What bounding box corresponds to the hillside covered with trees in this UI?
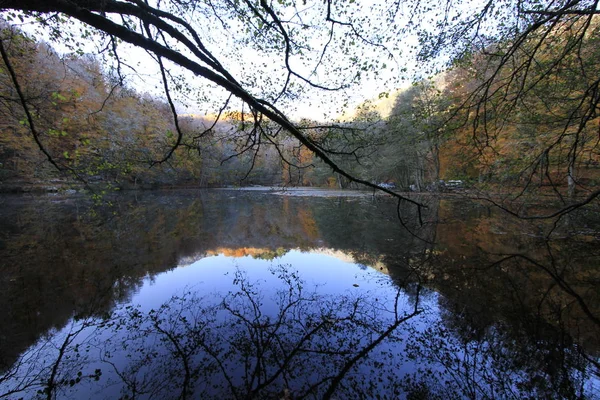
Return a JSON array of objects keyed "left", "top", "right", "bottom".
[{"left": 0, "top": 1, "right": 598, "bottom": 214}]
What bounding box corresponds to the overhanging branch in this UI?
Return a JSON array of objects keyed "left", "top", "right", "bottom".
[{"left": 2, "top": 0, "right": 427, "bottom": 213}]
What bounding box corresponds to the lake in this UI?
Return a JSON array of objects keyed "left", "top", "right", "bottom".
[{"left": 0, "top": 188, "right": 598, "bottom": 399}]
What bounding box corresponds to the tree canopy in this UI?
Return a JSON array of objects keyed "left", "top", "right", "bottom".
[{"left": 0, "top": 0, "right": 599, "bottom": 216}]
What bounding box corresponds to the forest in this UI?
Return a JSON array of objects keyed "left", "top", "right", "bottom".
[
  {"left": 0, "top": 1, "right": 597, "bottom": 209},
  {"left": 1, "top": 2, "right": 599, "bottom": 399}
]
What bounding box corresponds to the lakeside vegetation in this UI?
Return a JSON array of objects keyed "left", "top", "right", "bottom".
[{"left": 1, "top": 13, "right": 598, "bottom": 204}]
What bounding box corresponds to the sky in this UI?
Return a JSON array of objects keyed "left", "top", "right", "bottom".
[{"left": 8, "top": 0, "right": 456, "bottom": 122}]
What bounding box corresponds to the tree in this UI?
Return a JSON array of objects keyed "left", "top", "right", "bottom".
[
  {"left": 0, "top": 0, "right": 599, "bottom": 218},
  {"left": 0, "top": 24, "right": 187, "bottom": 190},
  {"left": 0, "top": 1, "right": 418, "bottom": 198},
  {"left": 0, "top": 26, "right": 42, "bottom": 182},
  {"left": 385, "top": 79, "right": 450, "bottom": 191},
  {"left": 432, "top": 3, "right": 600, "bottom": 209}
]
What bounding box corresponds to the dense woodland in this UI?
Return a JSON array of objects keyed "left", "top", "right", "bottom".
[{"left": 0, "top": 4, "right": 599, "bottom": 206}]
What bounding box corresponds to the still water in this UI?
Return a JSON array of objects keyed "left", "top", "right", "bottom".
[{"left": 0, "top": 189, "right": 598, "bottom": 399}]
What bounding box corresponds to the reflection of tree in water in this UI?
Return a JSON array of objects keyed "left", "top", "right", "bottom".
[
  {"left": 0, "top": 194, "right": 212, "bottom": 373},
  {"left": 3, "top": 261, "right": 597, "bottom": 399},
  {"left": 1, "top": 266, "right": 423, "bottom": 399},
  {"left": 1, "top": 192, "right": 598, "bottom": 398},
  {"left": 403, "top": 295, "right": 595, "bottom": 399},
  {"left": 399, "top": 199, "right": 600, "bottom": 399},
  {"left": 431, "top": 199, "right": 600, "bottom": 350},
  {"left": 0, "top": 190, "right": 431, "bottom": 375}
]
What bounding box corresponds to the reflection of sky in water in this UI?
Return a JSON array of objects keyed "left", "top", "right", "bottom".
[
  {"left": 123, "top": 250, "right": 597, "bottom": 399},
  {"left": 133, "top": 250, "right": 395, "bottom": 312},
  {"left": 2, "top": 246, "right": 598, "bottom": 400},
  {"left": 1, "top": 191, "right": 598, "bottom": 399},
  {"left": 122, "top": 251, "right": 437, "bottom": 398},
  {"left": 1, "top": 249, "right": 439, "bottom": 399}
]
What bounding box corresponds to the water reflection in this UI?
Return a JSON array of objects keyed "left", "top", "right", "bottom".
[{"left": 0, "top": 190, "right": 598, "bottom": 398}]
